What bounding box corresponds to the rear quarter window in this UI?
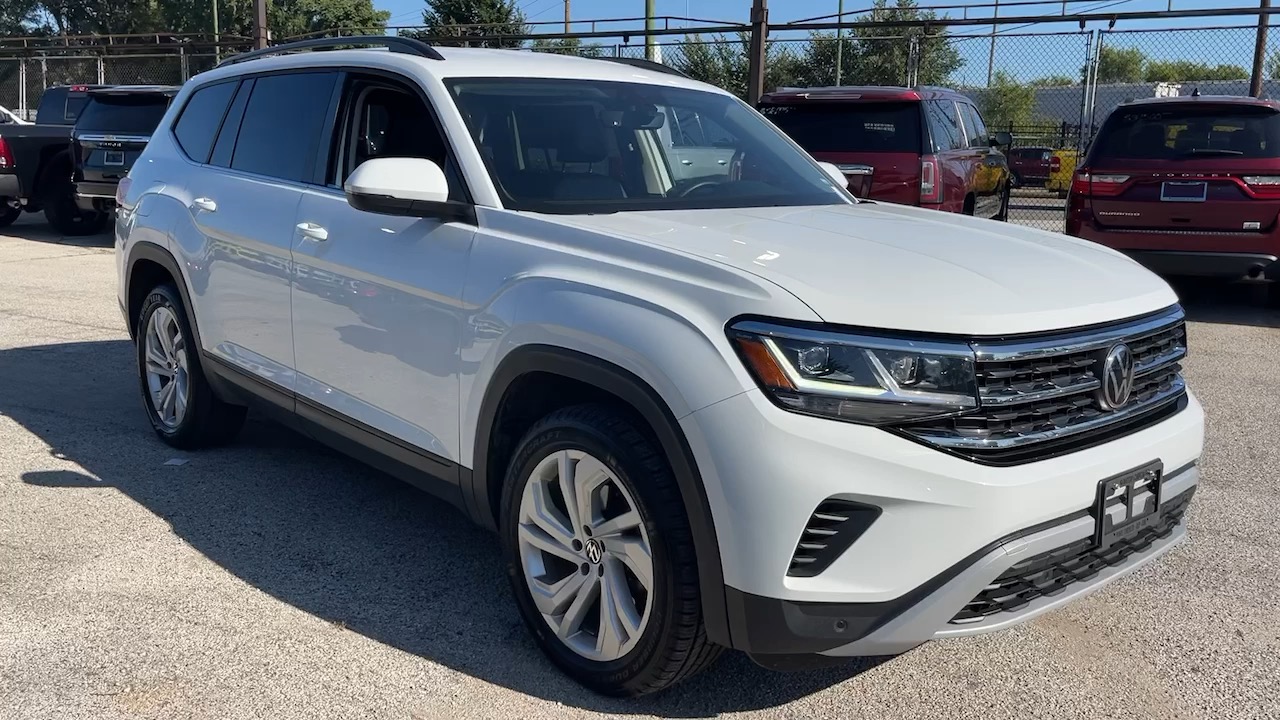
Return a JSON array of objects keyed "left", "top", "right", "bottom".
[
  {"left": 760, "top": 102, "right": 922, "bottom": 153},
  {"left": 1093, "top": 105, "right": 1280, "bottom": 160},
  {"left": 173, "top": 82, "right": 238, "bottom": 163}
]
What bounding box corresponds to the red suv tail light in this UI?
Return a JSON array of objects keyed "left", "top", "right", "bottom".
[
  {"left": 920, "top": 155, "right": 942, "bottom": 204},
  {"left": 1071, "top": 169, "right": 1129, "bottom": 198},
  {"left": 1049, "top": 155, "right": 1062, "bottom": 173},
  {"left": 0, "top": 138, "right": 13, "bottom": 169},
  {"left": 1242, "top": 176, "right": 1280, "bottom": 198}
]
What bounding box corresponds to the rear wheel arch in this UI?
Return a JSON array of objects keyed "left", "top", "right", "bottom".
[
  {"left": 126, "top": 242, "right": 201, "bottom": 350},
  {"left": 468, "top": 344, "right": 731, "bottom": 647}
]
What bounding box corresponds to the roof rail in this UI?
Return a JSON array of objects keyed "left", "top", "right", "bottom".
[
  {"left": 215, "top": 35, "right": 444, "bottom": 69},
  {"left": 599, "top": 56, "right": 688, "bottom": 78}
]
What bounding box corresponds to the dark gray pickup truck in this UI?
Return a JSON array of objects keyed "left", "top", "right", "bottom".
[{"left": 0, "top": 85, "right": 113, "bottom": 234}]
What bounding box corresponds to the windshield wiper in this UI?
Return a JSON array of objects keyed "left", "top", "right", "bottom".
[{"left": 1178, "top": 148, "right": 1244, "bottom": 157}]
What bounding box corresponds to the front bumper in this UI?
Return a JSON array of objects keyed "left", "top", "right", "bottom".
[{"left": 679, "top": 387, "right": 1203, "bottom": 658}]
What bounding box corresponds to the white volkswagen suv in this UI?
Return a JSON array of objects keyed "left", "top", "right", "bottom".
[{"left": 115, "top": 38, "right": 1203, "bottom": 696}]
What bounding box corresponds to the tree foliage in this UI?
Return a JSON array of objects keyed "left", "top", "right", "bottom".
[
  {"left": 1089, "top": 46, "right": 1146, "bottom": 84},
  {"left": 1143, "top": 60, "right": 1247, "bottom": 83},
  {"left": 2, "top": 0, "right": 387, "bottom": 39},
  {"left": 531, "top": 36, "right": 604, "bottom": 58},
  {"left": 977, "top": 70, "right": 1037, "bottom": 127},
  {"left": 668, "top": 33, "right": 803, "bottom": 99},
  {"left": 796, "top": 0, "right": 962, "bottom": 87},
  {"left": 404, "top": 0, "right": 527, "bottom": 48}
]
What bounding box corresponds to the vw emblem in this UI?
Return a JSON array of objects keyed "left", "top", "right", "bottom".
[
  {"left": 1099, "top": 343, "right": 1135, "bottom": 410},
  {"left": 584, "top": 539, "right": 604, "bottom": 564}
]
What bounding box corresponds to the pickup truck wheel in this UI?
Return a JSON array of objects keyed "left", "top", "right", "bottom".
[
  {"left": 0, "top": 202, "right": 21, "bottom": 228},
  {"left": 44, "top": 180, "right": 108, "bottom": 236},
  {"left": 500, "top": 405, "right": 722, "bottom": 696},
  {"left": 137, "top": 283, "right": 246, "bottom": 449}
]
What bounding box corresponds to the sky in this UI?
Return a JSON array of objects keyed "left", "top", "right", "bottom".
[{"left": 373, "top": 1, "right": 1273, "bottom": 86}]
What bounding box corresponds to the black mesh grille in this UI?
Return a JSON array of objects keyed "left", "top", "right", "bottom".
[
  {"left": 949, "top": 489, "right": 1194, "bottom": 624},
  {"left": 787, "top": 500, "right": 880, "bottom": 578}
]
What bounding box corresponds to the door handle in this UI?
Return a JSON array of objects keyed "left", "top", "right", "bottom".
[
  {"left": 191, "top": 197, "right": 216, "bottom": 213},
  {"left": 680, "top": 159, "right": 693, "bottom": 165},
  {"left": 717, "top": 159, "right": 727, "bottom": 165},
  {"left": 296, "top": 222, "right": 329, "bottom": 242}
]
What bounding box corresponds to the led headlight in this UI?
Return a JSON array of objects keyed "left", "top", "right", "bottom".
[{"left": 729, "top": 319, "right": 978, "bottom": 424}]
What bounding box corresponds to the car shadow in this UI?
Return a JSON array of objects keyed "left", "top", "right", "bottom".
[
  {"left": 6, "top": 338, "right": 882, "bottom": 714},
  {"left": 2, "top": 213, "right": 113, "bottom": 247},
  {"left": 1171, "top": 279, "right": 1279, "bottom": 329}
]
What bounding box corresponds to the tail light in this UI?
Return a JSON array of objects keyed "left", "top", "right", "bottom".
[
  {"left": 920, "top": 155, "right": 942, "bottom": 204},
  {"left": 1071, "top": 169, "right": 1129, "bottom": 197},
  {"left": 115, "top": 176, "right": 132, "bottom": 206},
  {"left": 0, "top": 138, "right": 13, "bottom": 169},
  {"left": 1049, "top": 155, "right": 1062, "bottom": 173},
  {"left": 1242, "top": 176, "right": 1280, "bottom": 198}
]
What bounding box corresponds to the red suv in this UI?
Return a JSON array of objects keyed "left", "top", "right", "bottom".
[
  {"left": 1066, "top": 95, "right": 1280, "bottom": 300},
  {"left": 758, "top": 86, "right": 1012, "bottom": 220},
  {"left": 1008, "top": 146, "right": 1054, "bottom": 187}
]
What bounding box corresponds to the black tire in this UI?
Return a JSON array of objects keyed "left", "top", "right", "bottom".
[
  {"left": 993, "top": 184, "right": 1012, "bottom": 222},
  {"left": 963, "top": 195, "right": 976, "bottom": 216},
  {"left": 0, "top": 201, "right": 20, "bottom": 228},
  {"left": 43, "top": 176, "right": 108, "bottom": 236},
  {"left": 500, "top": 404, "right": 722, "bottom": 696},
  {"left": 136, "top": 283, "right": 246, "bottom": 449}
]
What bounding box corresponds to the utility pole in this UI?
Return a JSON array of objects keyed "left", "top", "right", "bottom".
[
  {"left": 212, "top": 0, "right": 220, "bottom": 62},
  {"left": 747, "top": 0, "right": 768, "bottom": 104},
  {"left": 986, "top": 0, "right": 999, "bottom": 86},
  {"left": 252, "top": 0, "right": 268, "bottom": 49},
  {"left": 1250, "top": 0, "right": 1271, "bottom": 97},
  {"left": 835, "top": 0, "right": 844, "bottom": 86},
  {"left": 564, "top": 0, "right": 570, "bottom": 35},
  {"left": 645, "top": 0, "right": 656, "bottom": 61}
]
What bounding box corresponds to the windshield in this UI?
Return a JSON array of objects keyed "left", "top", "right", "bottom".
[
  {"left": 1093, "top": 104, "right": 1280, "bottom": 160},
  {"left": 758, "top": 101, "right": 922, "bottom": 154},
  {"left": 446, "top": 78, "right": 849, "bottom": 214},
  {"left": 76, "top": 94, "right": 171, "bottom": 135}
]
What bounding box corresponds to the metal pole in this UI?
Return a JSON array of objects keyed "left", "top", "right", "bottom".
[
  {"left": 987, "top": 0, "right": 999, "bottom": 86},
  {"left": 645, "top": 0, "right": 656, "bottom": 61},
  {"left": 213, "top": 0, "right": 221, "bottom": 62},
  {"left": 564, "top": 0, "right": 570, "bottom": 35},
  {"left": 835, "top": 0, "right": 844, "bottom": 86},
  {"left": 1250, "top": 0, "right": 1271, "bottom": 97},
  {"left": 747, "top": 0, "right": 769, "bottom": 103},
  {"left": 252, "top": 0, "right": 268, "bottom": 49}
]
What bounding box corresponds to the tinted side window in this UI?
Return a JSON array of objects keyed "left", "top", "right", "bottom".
[
  {"left": 961, "top": 104, "right": 989, "bottom": 148},
  {"left": 924, "top": 100, "right": 963, "bottom": 152},
  {"left": 670, "top": 108, "right": 734, "bottom": 148},
  {"left": 173, "top": 81, "right": 237, "bottom": 163},
  {"left": 210, "top": 81, "right": 253, "bottom": 168},
  {"left": 231, "top": 72, "right": 337, "bottom": 183}
]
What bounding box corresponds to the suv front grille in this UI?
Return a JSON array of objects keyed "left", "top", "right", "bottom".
[
  {"left": 901, "top": 307, "right": 1187, "bottom": 464},
  {"left": 949, "top": 488, "right": 1194, "bottom": 624}
]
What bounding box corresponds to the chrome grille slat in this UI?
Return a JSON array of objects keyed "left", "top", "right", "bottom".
[{"left": 901, "top": 306, "right": 1188, "bottom": 458}]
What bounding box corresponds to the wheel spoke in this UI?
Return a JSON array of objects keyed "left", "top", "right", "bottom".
[
  {"left": 146, "top": 358, "right": 174, "bottom": 377},
  {"left": 596, "top": 568, "right": 628, "bottom": 658},
  {"left": 604, "top": 558, "right": 643, "bottom": 638},
  {"left": 530, "top": 570, "right": 588, "bottom": 617},
  {"left": 517, "top": 521, "right": 580, "bottom": 564},
  {"left": 526, "top": 478, "right": 576, "bottom": 550},
  {"left": 557, "top": 574, "right": 599, "bottom": 640},
  {"left": 155, "top": 313, "right": 175, "bottom": 358},
  {"left": 173, "top": 381, "right": 188, "bottom": 422},
  {"left": 592, "top": 508, "right": 641, "bottom": 539},
  {"left": 158, "top": 381, "right": 177, "bottom": 419},
  {"left": 556, "top": 451, "right": 584, "bottom": 534},
  {"left": 573, "top": 455, "right": 610, "bottom": 529},
  {"left": 602, "top": 536, "right": 653, "bottom": 592},
  {"left": 145, "top": 344, "right": 169, "bottom": 370}
]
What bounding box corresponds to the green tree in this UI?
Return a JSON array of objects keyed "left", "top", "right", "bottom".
[
  {"left": 405, "top": 0, "right": 527, "bottom": 48},
  {"left": 1031, "top": 74, "right": 1075, "bottom": 87},
  {"left": 669, "top": 33, "right": 801, "bottom": 99},
  {"left": 798, "top": 0, "right": 962, "bottom": 87},
  {"left": 978, "top": 70, "right": 1037, "bottom": 127},
  {"left": 531, "top": 36, "right": 604, "bottom": 58},
  {"left": 1087, "top": 45, "right": 1146, "bottom": 84},
  {"left": 0, "top": 0, "right": 45, "bottom": 35},
  {"left": 1143, "top": 60, "right": 1248, "bottom": 83},
  {"left": 1269, "top": 48, "right": 1280, "bottom": 80}
]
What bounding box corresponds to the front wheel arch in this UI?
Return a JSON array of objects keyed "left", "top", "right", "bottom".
[{"left": 469, "top": 345, "right": 731, "bottom": 648}]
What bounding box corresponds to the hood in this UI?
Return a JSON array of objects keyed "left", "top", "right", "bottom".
[{"left": 552, "top": 203, "right": 1178, "bottom": 336}]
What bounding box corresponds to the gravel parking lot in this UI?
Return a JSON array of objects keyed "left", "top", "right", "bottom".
[{"left": 2, "top": 216, "right": 1278, "bottom": 720}]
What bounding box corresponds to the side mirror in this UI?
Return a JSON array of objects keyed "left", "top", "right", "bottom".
[
  {"left": 816, "top": 161, "right": 849, "bottom": 189},
  {"left": 344, "top": 157, "right": 472, "bottom": 221},
  {"left": 991, "top": 131, "right": 1013, "bottom": 147}
]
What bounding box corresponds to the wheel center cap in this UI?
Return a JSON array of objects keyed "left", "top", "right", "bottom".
[{"left": 584, "top": 538, "right": 604, "bottom": 564}]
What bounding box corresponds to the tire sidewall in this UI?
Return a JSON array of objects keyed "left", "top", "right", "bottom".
[{"left": 499, "top": 415, "right": 679, "bottom": 693}]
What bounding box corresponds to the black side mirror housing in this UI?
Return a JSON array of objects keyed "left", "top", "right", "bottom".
[{"left": 991, "top": 131, "right": 1013, "bottom": 147}]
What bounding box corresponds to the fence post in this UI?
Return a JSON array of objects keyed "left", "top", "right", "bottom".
[
  {"left": 97, "top": 56, "right": 105, "bottom": 85},
  {"left": 180, "top": 44, "right": 189, "bottom": 81},
  {"left": 907, "top": 34, "right": 921, "bottom": 87},
  {"left": 18, "top": 59, "right": 26, "bottom": 119},
  {"left": 746, "top": 0, "right": 768, "bottom": 103}
]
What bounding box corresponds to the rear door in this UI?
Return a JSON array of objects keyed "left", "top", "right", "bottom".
[
  {"left": 759, "top": 100, "right": 922, "bottom": 204},
  {"left": 958, "top": 102, "right": 1007, "bottom": 218},
  {"left": 662, "top": 107, "right": 737, "bottom": 182},
  {"left": 1085, "top": 103, "right": 1280, "bottom": 244},
  {"left": 72, "top": 91, "right": 172, "bottom": 194}
]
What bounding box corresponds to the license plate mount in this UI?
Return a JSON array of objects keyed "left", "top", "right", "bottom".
[
  {"left": 1095, "top": 461, "right": 1163, "bottom": 551},
  {"left": 103, "top": 150, "right": 125, "bottom": 166},
  {"left": 1160, "top": 181, "right": 1207, "bottom": 202}
]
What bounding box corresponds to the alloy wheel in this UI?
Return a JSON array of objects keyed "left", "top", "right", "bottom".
[
  {"left": 516, "top": 449, "right": 654, "bottom": 663},
  {"left": 143, "top": 305, "right": 190, "bottom": 429}
]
